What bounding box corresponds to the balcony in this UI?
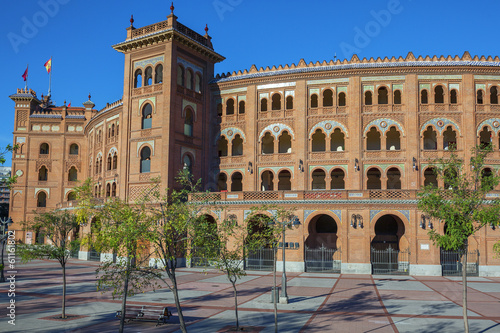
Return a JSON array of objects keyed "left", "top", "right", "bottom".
[
  {"left": 364, "top": 150, "right": 405, "bottom": 159},
  {"left": 258, "top": 153, "right": 295, "bottom": 163},
  {"left": 363, "top": 104, "right": 405, "bottom": 113},
  {"left": 419, "top": 103, "right": 461, "bottom": 112}
]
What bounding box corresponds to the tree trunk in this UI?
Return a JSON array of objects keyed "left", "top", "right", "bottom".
[
  {"left": 169, "top": 268, "right": 187, "bottom": 333},
  {"left": 273, "top": 247, "right": 278, "bottom": 333},
  {"left": 232, "top": 281, "right": 239, "bottom": 330},
  {"left": 62, "top": 263, "right": 66, "bottom": 319},
  {"left": 119, "top": 263, "right": 130, "bottom": 333},
  {"left": 462, "top": 247, "right": 469, "bottom": 333}
]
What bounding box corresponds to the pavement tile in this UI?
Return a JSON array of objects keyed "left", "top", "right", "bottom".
[
  {"left": 305, "top": 313, "right": 394, "bottom": 333},
  {"left": 374, "top": 280, "right": 433, "bottom": 291},
  {"left": 393, "top": 317, "right": 500, "bottom": 333},
  {"left": 287, "top": 277, "right": 336, "bottom": 288},
  {"left": 383, "top": 299, "right": 480, "bottom": 316}
]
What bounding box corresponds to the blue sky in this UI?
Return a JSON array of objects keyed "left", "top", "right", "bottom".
[{"left": 1, "top": 0, "right": 499, "bottom": 166}]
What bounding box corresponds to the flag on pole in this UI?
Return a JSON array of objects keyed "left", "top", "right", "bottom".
[
  {"left": 22, "top": 66, "right": 28, "bottom": 81},
  {"left": 44, "top": 58, "right": 52, "bottom": 73},
  {"left": 67, "top": 102, "right": 71, "bottom": 108}
]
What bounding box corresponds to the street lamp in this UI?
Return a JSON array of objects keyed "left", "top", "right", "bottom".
[
  {"left": 0, "top": 217, "right": 13, "bottom": 283},
  {"left": 269, "top": 215, "right": 301, "bottom": 304}
]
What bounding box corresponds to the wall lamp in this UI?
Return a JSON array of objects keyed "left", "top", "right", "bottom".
[
  {"left": 491, "top": 222, "right": 496, "bottom": 230},
  {"left": 350, "top": 214, "right": 363, "bottom": 228},
  {"left": 354, "top": 158, "right": 360, "bottom": 172},
  {"left": 413, "top": 157, "right": 418, "bottom": 171},
  {"left": 247, "top": 162, "right": 253, "bottom": 174},
  {"left": 420, "top": 214, "right": 432, "bottom": 229},
  {"left": 298, "top": 159, "right": 304, "bottom": 172}
]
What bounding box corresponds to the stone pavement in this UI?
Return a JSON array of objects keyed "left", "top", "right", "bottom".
[{"left": 1, "top": 257, "right": 500, "bottom": 332}]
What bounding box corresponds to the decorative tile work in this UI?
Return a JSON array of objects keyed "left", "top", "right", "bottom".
[
  {"left": 337, "top": 86, "right": 347, "bottom": 93},
  {"left": 177, "top": 57, "right": 203, "bottom": 74},
  {"left": 362, "top": 75, "right": 405, "bottom": 81},
  {"left": 364, "top": 118, "right": 405, "bottom": 136},
  {"left": 420, "top": 118, "right": 461, "bottom": 135},
  {"left": 257, "top": 82, "right": 296, "bottom": 90},
  {"left": 477, "top": 118, "right": 500, "bottom": 134},
  {"left": 307, "top": 78, "right": 348, "bottom": 85},
  {"left": 304, "top": 210, "right": 315, "bottom": 221},
  {"left": 260, "top": 123, "right": 295, "bottom": 140},
  {"left": 137, "top": 140, "right": 155, "bottom": 157},
  {"left": 331, "top": 210, "right": 342, "bottom": 223},
  {"left": 134, "top": 55, "right": 164, "bottom": 70},
  {"left": 211, "top": 210, "right": 222, "bottom": 220},
  {"left": 363, "top": 164, "right": 405, "bottom": 172},
  {"left": 363, "top": 85, "right": 374, "bottom": 92},
  {"left": 370, "top": 210, "right": 382, "bottom": 221},
  {"left": 220, "top": 168, "right": 246, "bottom": 176},
  {"left": 309, "top": 88, "right": 320, "bottom": 96},
  {"left": 309, "top": 165, "right": 348, "bottom": 174},
  {"left": 182, "top": 99, "right": 197, "bottom": 113},
  {"left": 257, "top": 166, "right": 294, "bottom": 176},
  {"left": 449, "top": 83, "right": 460, "bottom": 91},
  {"left": 476, "top": 83, "right": 486, "bottom": 91},
  {"left": 418, "top": 75, "right": 462, "bottom": 80},
  {"left": 216, "top": 127, "right": 246, "bottom": 144},
  {"left": 309, "top": 120, "right": 348, "bottom": 137},
  {"left": 397, "top": 210, "right": 410, "bottom": 222},
  {"left": 219, "top": 87, "right": 247, "bottom": 95},
  {"left": 475, "top": 75, "right": 500, "bottom": 80}
]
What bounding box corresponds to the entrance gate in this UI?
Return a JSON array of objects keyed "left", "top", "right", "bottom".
[
  {"left": 190, "top": 247, "right": 216, "bottom": 268},
  {"left": 305, "top": 246, "right": 341, "bottom": 273},
  {"left": 440, "top": 249, "right": 479, "bottom": 276},
  {"left": 245, "top": 247, "right": 274, "bottom": 271},
  {"left": 371, "top": 247, "right": 410, "bottom": 275},
  {"left": 89, "top": 247, "right": 101, "bottom": 261}
]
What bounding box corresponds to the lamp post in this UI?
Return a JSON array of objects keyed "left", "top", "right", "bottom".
[
  {"left": 270, "top": 215, "right": 300, "bottom": 304},
  {"left": 0, "top": 217, "right": 13, "bottom": 283}
]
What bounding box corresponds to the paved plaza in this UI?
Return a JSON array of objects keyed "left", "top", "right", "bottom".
[{"left": 1, "top": 257, "right": 500, "bottom": 332}]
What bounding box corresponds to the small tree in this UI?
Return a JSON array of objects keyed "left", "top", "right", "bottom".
[
  {"left": 76, "top": 179, "right": 160, "bottom": 333},
  {"left": 418, "top": 145, "right": 500, "bottom": 333},
  {"left": 17, "top": 210, "right": 80, "bottom": 319}
]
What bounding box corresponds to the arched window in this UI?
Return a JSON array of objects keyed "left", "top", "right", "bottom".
[
  {"left": 481, "top": 168, "right": 493, "bottom": 188},
  {"left": 278, "top": 131, "right": 292, "bottom": 153},
  {"left": 434, "top": 85, "right": 444, "bottom": 104},
  {"left": 386, "top": 126, "right": 400, "bottom": 150},
  {"left": 177, "top": 65, "right": 184, "bottom": 86},
  {"left": 450, "top": 89, "right": 458, "bottom": 104},
  {"left": 218, "top": 136, "right": 228, "bottom": 157},
  {"left": 67, "top": 192, "right": 77, "bottom": 201},
  {"left": 367, "top": 168, "right": 381, "bottom": 189},
  {"left": 261, "top": 171, "right": 274, "bottom": 191},
  {"left": 261, "top": 132, "right": 274, "bottom": 154},
  {"left": 338, "top": 92, "right": 346, "bottom": 106},
  {"left": 366, "top": 127, "right": 381, "bottom": 150},
  {"left": 261, "top": 98, "right": 268, "bottom": 111},
  {"left": 312, "top": 129, "right": 326, "bottom": 152},
  {"left": 312, "top": 169, "right": 326, "bottom": 190},
  {"left": 144, "top": 67, "right": 153, "bottom": 86},
  {"left": 38, "top": 166, "right": 48, "bottom": 181},
  {"left": 239, "top": 100, "right": 245, "bottom": 114},
  {"left": 106, "top": 183, "right": 111, "bottom": 197},
  {"left": 108, "top": 127, "right": 112, "bottom": 138},
  {"left": 480, "top": 126, "right": 492, "bottom": 149},
  {"left": 323, "top": 89, "right": 333, "bottom": 107},
  {"left": 111, "top": 124, "right": 115, "bottom": 137},
  {"left": 394, "top": 90, "right": 401, "bottom": 104},
  {"left": 331, "top": 168, "right": 345, "bottom": 189},
  {"left": 423, "top": 126, "right": 437, "bottom": 150},
  {"left": 491, "top": 86, "right": 498, "bottom": 104},
  {"left": 68, "top": 167, "right": 78, "bottom": 181},
  {"left": 443, "top": 126, "right": 457, "bottom": 150},
  {"left": 186, "top": 69, "right": 193, "bottom": 90},
  {"left": 217, "top": 173, "right": 227, "bottom": 191},
  {"left": 387, "top": 167, "right": 401, "bottom": 189},
  {"left": 154, "top": 64, "right": 163, "bottom": 84},
  {"left": 134, "top": 69, "right": 142, "bottom": 88},
  {"left": 112, "top": 182, "right": 117, "bottom": 197},
  {"left": 69, "top": 144, "right": 79, "bottom": 155},
  {"left": 107, "top": 154, "right": 112, "bottom": 170},
  {"left": 95, "top": 158, "right": 100, "bottom": 174},
  {"left": 365, "top": 91, "right": 372, "bottom": 105},
  {"left": 37, "top": 191, "right": 47, "bottom": 207},
  {"left": 286, "top": 96, "right": 293, "bottom": 109},
  {"left": 226, "top": 99, "right": 235, "bottom": 115},
  {"left": 477, "top": 90, "right": 484, "bottom": 104},
  {"left": 331, "top": 128, "right": 345, "bottom": 151},
  {"left": 140, "top": 146, "right": 151, "bottom": 173},
  {"left": 183, "top": 154, "right": 193, "bottom": 174},
  {"left": 278, "top": 170, "right": 291, "bottom": 190},
  {"left": 98, "top": 184, "right": 102, "bottom": 198},
  {"left": 310, "top": 94, "right": 318, "bottom": 108},
  {"left": 424, "top": 167, "right": 437, "bottom": 187},
  {"left": 184, "top": 109, "right": 193, "bottom": 137},
  {"left": 232, "top": 134, "right": 243, "bottom": 156},
  {"left": 40, "top": 143, "right": 49, "bottom": 155},
  {"left": 142, "top": 104, "right": 152, "bottom": 129},
  {"left": 421, "top": 89, "right": 428, "bottom": 104},
  {"left": 378, "top": 87, "right": 388, "bottom": 104},
  {"left": 231, "top": 172, "right": 243, "bottom": 192},
  {"left": 112, "top": 154, "right": 117, "bottom": 170},
  {"left": 272, "top": 93, "right": 281, "bottom": 110},
  {"left": 195, "top": 74, "right": 202, "bottom": 93},
  {"left": 217, "top": 103, "right": 223, "bottom": 116}
]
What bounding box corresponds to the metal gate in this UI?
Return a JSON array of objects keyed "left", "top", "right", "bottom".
[
  {"left": 190, "top": 247, "right": 215, "bottom": 268},
  {"left": 371, "top": 247, "right": 410, "bottom": 275},
  {"left": 440, "top": 249, "right": 479, "bottom": 276},
  {"left": 89, "top": 247, "right": 101, "bottom": 261},
  {"left": 245, "top": 247, "right": 274, "bottom": 271},
  {"left": 305, "top": 246, "right": 341, "bottom": 273}
]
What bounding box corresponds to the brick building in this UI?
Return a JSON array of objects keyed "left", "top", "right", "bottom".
[{"left": 8, "top": 9, "right": 500, "bottom": 276}]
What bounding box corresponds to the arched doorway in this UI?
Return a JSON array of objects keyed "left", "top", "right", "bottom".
[
  {"left": 305, "top": 214, "right": 341, "bottom": 273},
  {"left": 440, "top": 223, "right": 479, "bottom": 276},
  {"left": 191, "top": 214, "right": 218, "bottom": 267},
  {"left": 245, "top": 214, "right": 274, "bottom": 271},
  {"left": 371, "top": 214, "right": 409, "bottom": 275}
]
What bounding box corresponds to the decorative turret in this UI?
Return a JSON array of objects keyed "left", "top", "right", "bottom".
[{"left": 83, "top": 93, "right": 95, "bottom": 110}]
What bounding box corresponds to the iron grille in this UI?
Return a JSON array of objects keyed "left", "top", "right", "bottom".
[
  {"left": 440, "top": 249, "right": 479, "bottom": 276},
  {"left": 371, "top": 247, "right": 410, "bottom": 275},
  {"left": 245, "top": 247, "right": 274, "bottom": 271},
  {"left": 305, "top": 246, "right": 341, "bottom": 273}
]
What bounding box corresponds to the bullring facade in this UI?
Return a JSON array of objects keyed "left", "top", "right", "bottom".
[{"left": 8, "top": 8, "right": 500, "bottom": 276}]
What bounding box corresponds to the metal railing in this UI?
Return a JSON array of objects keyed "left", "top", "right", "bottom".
[
  {"left": 371, "top": 247, "right": 410, "bottom": 275},
  {"left": 440, "top": 249, "right": 479, "bottom": 276},
  {"left": 305, "top": 246, "right": 341, "bottom": 273},
  {"left": 245, "top": 247, "right": 274, "bottom": 271}
]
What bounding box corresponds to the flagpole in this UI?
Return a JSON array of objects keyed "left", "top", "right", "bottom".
[
  {"left": 48, "top": 57, "right": 52, "bottom": 96},
  {"left": 25, "top": 64, "right": 28, "bottom": 91}
]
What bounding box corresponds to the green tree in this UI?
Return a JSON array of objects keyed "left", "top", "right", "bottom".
[
  {"left": 76, "top": 179, "right": 160, "bottom": 333},
  {"left": 418, "top": 145, "right": 500, "bottom": 333},
  {"left": 17, "top": 210, "right": 80, "bottom": 319}
]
